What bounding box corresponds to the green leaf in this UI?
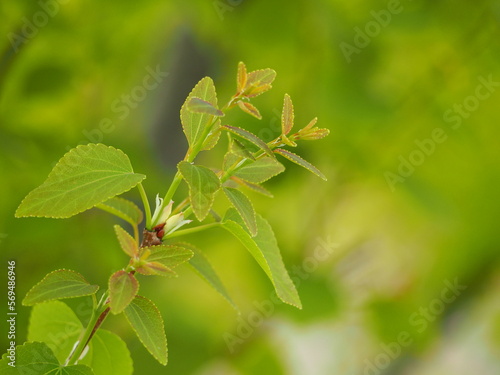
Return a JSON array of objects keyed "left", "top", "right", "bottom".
[
  {"left": 16, "top": 144, "right": 146, "bottom": 219},
  {"left": 236, "top": 61, "right": 247, "bottom": 93},
  {"left": 231, "top": 177, "right": 274, "bottom": 198},
  {"left": 223, "top": 152, "right": 241, "bottom": 171},
  {"left": 109, "top": 271, "right": 139, "bottom": 314},
  {"left": 222, "top": 125, "right": 273, "bottom": 157},
  {"left": 281, "top": 94, "right": 294, "bottom": 135},
  {"left": 222, "top": 208, "right": 301, "bottom": 308},
  {"left": 178, "top": 161, "right": 221, "bottom": 221},
  {"left": 244, "top": 68, "right": 276, "bottom": 97},
  {"left": 223, "top": 188, "right": 257, "bottom": 236},
  {"left": 274, "top": 149, "right": 327, "bottom": 181},
  {"left": 181, "top": 77, "right": 220, "bottom": 148},
  {"left": 23, "top": 269, "right": 99, "bottom": 306},
  {"left": 114, "top": 225, "right": 137, "bottom": 257},
  {"left": 0, "top": 342, "right": 94, "bottom": 375},
  {"left": 124, "top": 296, "right": 168, "bottom": 365},
  {"left": 80, "top": 330, "right": 133, "bottom": 375},
  {"left": 96, "top": 197, "right": 143, "bottom": 226},
  {"left": 28, "top": 300, "right": 82, "bottom": 363},
  {"left": 181, "top": 242, "right": 237, "bottom": 311},
  {"left": 233, "top": 157, "right": 285, "bottom": 183},
  {"left": 231, "top": 139, "right": 256, "bottom": 161},
  {"left": 187, "top": 97, "right": 224, "bottom": 117},
  {"left": 144, "top": 245, "right": 194, "bottom": 268},
  {"left": 27, "top": 301, "right": 132, "bottom": 375},
  {"left": 237, "top": 101, "right": 262, "bottom": 119}
]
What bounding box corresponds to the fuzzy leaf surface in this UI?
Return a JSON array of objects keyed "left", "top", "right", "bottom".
[
  {"left": 124, "top": 296, "right": 168, "bottom": 365},
  {"left": 23, "top": 269, "right": 99, "bottom": 306},
  {"left": 16, "top": 144, "right": 145, "bottom": 218}
]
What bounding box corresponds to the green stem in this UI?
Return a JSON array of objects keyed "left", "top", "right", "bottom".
[
  {"left": 66, "top": 293, "right": 108, "bottom": 366},
  {"left": 165, "top": 222, "right": 220, "bottom": 239},
  {"left": 137, "top": 182, "right": 152, "bottom": 229}
]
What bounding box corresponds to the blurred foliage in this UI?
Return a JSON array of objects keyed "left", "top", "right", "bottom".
[{"left": 1, "top": 0, "right": 499, "bottom": 374}]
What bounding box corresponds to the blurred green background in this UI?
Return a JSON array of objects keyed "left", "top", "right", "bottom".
[{"left": 1, "top": 0, "right": 499, "bottom": 374}]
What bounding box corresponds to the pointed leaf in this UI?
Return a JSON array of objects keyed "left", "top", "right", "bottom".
[
  {"left": 109, "top": 271, "right": 138, "bottom": 314},
  {"left": 223, "top": 188, "right": 257, "bottom": 236},
  {"left": 28, "top": 300, "right": 82, "bottom": 363},
  {"left": 231, "top": 139, "right": 256, "bottom": 161},
  {"left": 136, "top": 261, "right": 176, "bottom": 277},
  {"left": 233, "top": 157, "right": 285, "bottom": 183},
  {"left": 246, "top": 84, "right": 272, "bottom": 98},
  {"left": 0, "top": 342, "right": 94, "bottom": 375},
  {"left": 202, "top": 127, "right": 222, "bottom": 151},
  {"left": 96, "top": 197, "right": 143, "bottom": 226},
  {"left": 222, "top": 125, "right": 273, "bottom": 157},
  {"left": 237, "top": 62, "right": 247, "bottom": 93},
  {"left": 16, "top": 144, "right": 146, "bottom": 218},
  {"left": 187, "top": 97, "right": 224, "bottom": 117},
  {"left": 178, "top": 161, "right": 221, "bottom": 221},
  {"left": 274, "top": 149, "right": 327, "bottom": 181},
  {"left": 124, "top": 296, "right": 168, "bottom": 365},
  {"left": 222, "top": 208, "right": 301, "bottom": 308},
  {"left": 244, "top": 69, "right": 276, "bottom": 97},
  {"left": 181, "top": 77, "right": 220, "bottom": 148},
  {"left": 231, "top": 177, "right": 274, "bottom": 198},
  {"left": 178, "top": 242, "right": 237, "bottom": 310},
  {"left": 238, "top": 101, "right": 262, "bottom": 119},
  {"left": 281, "top": 94, "right": 294, "bottom": 135},
  {"left": 114, "top": 225, "right": 137, "bottom": 257},
  {"left": 23, "top": 269, "right": 99, "bottom": 306},
  {"left": 143, "top": 244, "right": 194, "bottom": 268}
]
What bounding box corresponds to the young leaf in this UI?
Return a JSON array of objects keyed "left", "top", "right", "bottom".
[
  {"left": 28, "top": 300, "right": 82, "bottom": 363},
  {"left": 281, "top": 94, "right": 294, "bottom": 135},
  {"left": 97, "top": 197, "right": 143, "bottom": 227},
  {"left": 222, "top": 208, "right": 301, "bottom": 308},
  {"left": 124, "top": 296, "right": 168, "bottom": 365},
  {"left": 178, "top": 161, "right": 221, "bottom": 221},
  {"left": 244, "top": 68, "right": 276, "bottom": 97},
  {"left": 80, "top": 330, "right": 133, "bottom": 375},
  {"left": 237, "top": 61, "right": 247, "bottom": 93},
  {"left": 238, "top": 101, "right": 262, "bottom": 119},
  {"left": 0, "top": 342, "right": 93, "bottom": 375},
  {"left": 274, "top": 149, "right": 327, "bottom": 181},
  {"left": 114, "top": 225, "right": 137, "bottom": 257},
  {"left": 136, "top": 261, "right": 176, "bottom": 277},
  {"left": 23, "top": 269, "right": 99, "bottom": 306},
  {"left": 222, "top": 125, "right": 273, "bottom": 157},
  {"left": 181, "top": 77, "right": 221, "bottom": 149},
  {"left": 109, "top": 270, "right": 139, "bottom": 314},
  {"left": 223, "top": 187, "right": 257, "bottom": 236},
  {"left": 223, "top": 151, "right": 242, "bottom": 171},
  {"left": 181, "top": 242, "right": 237, "bottom": 311},
  {"left": 231, "top": 177, "right": 274, "bottom": 198},
  {"left": 16, "top": 144, "right": 146, "bottom": 218},
  {"left": 143, "top": 244, "right": 194, "bottom": 268},
  {"left": 233, "top": 157, "right": 285, "bottom": 183},
  {"left": 202, "top": 127, "right": 222, "bottom": 151},
  {"left": 187, "top": 97, "right": 224, "bottom": 117},
  {"left": 231, "top": 138, "right": 256, "bottom": 161}
]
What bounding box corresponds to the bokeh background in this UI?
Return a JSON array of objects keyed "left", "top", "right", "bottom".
[{"left": 1, "top": 0, "right": 500, "bottom": 374}]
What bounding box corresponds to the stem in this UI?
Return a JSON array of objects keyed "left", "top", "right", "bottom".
[
  {"left": 137, "top": 182, "right": 152, "bottom": 229},
  {"left": 66, "top": 293, "right": 108, "bottom": 366},
  {"left": 165, "top": 222, "right": 220, "bottom": 239}
]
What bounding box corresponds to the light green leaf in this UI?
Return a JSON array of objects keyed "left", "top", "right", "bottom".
[
  {"left": 274, "top": 149, "right": 327, "bottom": 181},
  {"left": 80, "top": 330, "right": 133, "bottom": 375},
  {"left": 223, "top": 152, "right": 241, "bottom": 171},
  {"left": 178, "top": 161, "right": 221, "bottom": 221},
  {"left": 23, "top": 269, "right": 99, "bottom": 306},
  {"left": 16, "top": 144, "right": 146, "bottom": 218},
  {"left": 28, "top": 300, "right": 82, "bottom": 363},
  {"left": 109, "top": 271, "right": 138, "bottom": 314},
  {"left": 281, "top": 94, "right": 294, "bottom": 135},
  {"left": 181, "top": 242, "right": 237, "bottom": 311},
  {"left": 222, "top": 208, "right": 301, "bottom": 308},
  {"left": 231, "top": 139, "right": 256, "bottom": 161},
  {"left": 0, "top": 342, "right": 94, "bottom": 375},
  {"left": 114, "top": 225, "right": 137, "bottom": 257},
  {"left": 236, "top": 61, "right": 247, "bottom": 93},
  {"left": 233, "top": 157, "right": 285, "bottom": 183},
  {"left": 124, "top": 296, "right": 168, "bottom": 365},
  {"left": 187, "top": 97, "right": 224, "bottom": 117},
  {"left": 96, "top": 197, "right": 143, "bottom": 226},
  {"left": 223, "top": 188, "right": 257, "bottom": 236},
  {"left": 136, "top": 261, "right": 176, "bottom": 277},
  {"left": 222, "top": 125, "right": 273, "bottom": 157},
  {"left": 181, "top": 77, "right": 221, "bottom": 148},
  {"left": 244, "top": 68, "right": 276, "bottom": 97},
  {"left": 237, "top": 101, "right": 262, "bottom": 119},
  {"left": 144, "top": 245, "right": 194, "bottom": 268}
]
